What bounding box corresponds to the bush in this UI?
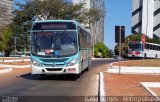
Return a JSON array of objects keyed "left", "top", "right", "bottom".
[{"left": 94, "top": 43, "right": 108, "bottom": 58}]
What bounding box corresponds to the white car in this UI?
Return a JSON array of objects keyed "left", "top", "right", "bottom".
[{"left": 0, "top": 53, "right": 4, "bottom": 57}]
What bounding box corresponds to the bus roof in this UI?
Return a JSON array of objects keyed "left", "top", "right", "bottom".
[
  {"left": 34, "top": 19, "right": 77, "bottom": 23},
  {"left": 33, "top": 20, "right": 91, "bottom": 34},
  {"left": 129, "top": 41, "right": 160, "bottom": 46}
]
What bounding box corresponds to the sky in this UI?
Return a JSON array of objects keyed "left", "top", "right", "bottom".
[
  {"left": 104, "top": 0, "right": 132, "bottom": 50},
  {"left": 14, "top": 0, "right": 132, "bottom": 50}
]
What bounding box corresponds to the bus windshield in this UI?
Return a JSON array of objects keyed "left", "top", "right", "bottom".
[
  {"left": 128, "top": 43, "right": 142, "bottom": 51},
  {"left": 31, "top": 31, "right": 78, "bottom": 57}
]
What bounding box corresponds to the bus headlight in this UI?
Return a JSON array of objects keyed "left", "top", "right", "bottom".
[
  {"left": 67, "top": 58, "right": 78, "bottom": 66},
  {"left": 32, "top": 59, "right": 44, "bottom": 67}
]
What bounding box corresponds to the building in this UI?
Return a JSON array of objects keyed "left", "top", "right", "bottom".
[
  {"left": 132, "top": 0, "right": 160, "bottom": 39},
  {"left": 0, "top": 0, "right": 13, "bottom": 28},
  {"left": 66, "top": 0, "right": 105, "bottom": 44}
]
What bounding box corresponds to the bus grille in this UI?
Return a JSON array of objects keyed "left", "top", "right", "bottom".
[
  {"left": 40, "top": 58, "right": 68, "bottom": 63},
  {"left": 46, "top": 68, "right": 63, "bottom": 71},
  {"left": 44, "top": 64, "right": 65, "bottom": 67}
]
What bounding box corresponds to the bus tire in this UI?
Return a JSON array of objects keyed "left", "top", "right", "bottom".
[
  {"left": 86, "top": 59, "right": 90, "bottom": 71},
  {"left": 86, "top": 66, "right": 89, "bottom": 71},
  {"left": 144, "top": 54, "right": 147, "bottom": 59},
  {"left": 40, "top": 74, "right": 46, "bottom": 79},
  {"left": 155, "top": 55, "right": 158, "bottom": 59},
  {"left": 75, "top": 74, "right": 81, "bottom": 78}
]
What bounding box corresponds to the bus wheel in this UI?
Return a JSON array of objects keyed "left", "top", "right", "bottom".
[
  {"left": 40, "top": 74, "right": 46, "bottom": 79},
  {"left": 86, "top": 67, "right": 89, "bottom": 71},
  {"left": 155, "top": 55, "right": 158, "bottom": 59},
  {"left": 144, "top": 54, "right": 147, "bottom": 59},
  {"left": 75, "top": 74, "right": 81, "bottom": 78}
]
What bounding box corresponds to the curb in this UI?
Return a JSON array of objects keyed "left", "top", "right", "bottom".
[
  {"left": 0, "top": 59, "right": 30, "bottom": 62},
  {"left": 98, "top": 72, "right": 106, "bottom": 102},
  {"left": 0, "top": 64, "right": 30, "bottom": 68},
  {"left": 108, "top": 61, "right": 160, "bottom": 74},
  {"left": 92, "top": 58, "right": 108, "bottom": 60},
  {"left": 0, "top": 68, "right": 12, "bottom": 74},
  {"left": 140, "top": 82, "right": 160, "bottom": 101}
]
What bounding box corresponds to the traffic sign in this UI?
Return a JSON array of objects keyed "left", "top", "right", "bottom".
[
  {"left": 142, "top": 34, "right": 145, "bottom": 43},
  {"left": 115, "top": 26, "right": 125, "bottom": 43}
]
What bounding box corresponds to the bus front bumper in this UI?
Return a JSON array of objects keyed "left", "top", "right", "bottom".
[
  {"left": 128, "top": 54, "right": 144, "bottom": 58},
  {"left": 31, "top": 64, "right": 80, "bottom": 75}
]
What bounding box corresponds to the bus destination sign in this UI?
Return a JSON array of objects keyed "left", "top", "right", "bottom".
[
  {"left": 41, "top": 24, "right": 66, "bottom": 29},
  {"left": 33, "top": 22, "right": 76, "bottom": 30}
]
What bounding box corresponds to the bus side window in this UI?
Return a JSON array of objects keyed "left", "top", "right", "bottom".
[
  {"left": 150, "top": 45, "right": 152, "bottom": 50},
  {"left": 153, "top": 45, "right": 155, "bottom": 50},
  {"left": 147, "top": 44, "right": 149, "bottom": 49},
  {"left": 156, "top": 45, "right": 158, "bottom": 50},
  {"left": 145, "top": 44, "right": 147, "bottom": 49}
]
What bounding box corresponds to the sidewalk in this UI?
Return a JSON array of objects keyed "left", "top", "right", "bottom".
[
  {"left": 0, "top": 67, "right": 12, "bottom": 73},
  {"left": 103, "top": 73, "right": 160, "bottom": 96},
  {"left": 108, "top": 61, "right": 160, "bottom": 74},
  {"left": 140, "top": 82, "right": 160, "bottom": 101},
  {"left": 0, "top": 58, "right": 30, "bottom": 62},
  {"left": 0, "top": 59, "right": 30, "bottom": 73},
  {"left": 103, "top": 60, "right": 160, "bottom": 101}
]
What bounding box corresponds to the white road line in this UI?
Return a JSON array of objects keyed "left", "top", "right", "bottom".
[
  {"left": 0, "top": 68, "right": 12, "bottom": 74},
  {"left": 140, "top": 82, "right": 160, "bottom": 101},
  {"left": 100, "top": 72, "right": 106, "bottom": 101},
  {"left": 0, "top": 64, "right": 30, "bottom": 68}
]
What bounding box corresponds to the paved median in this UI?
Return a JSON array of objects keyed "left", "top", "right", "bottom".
[
  {"left": 0, "top": 59, "right": 30, "bottom": 73},
  {"left": 108, "top": 59, "right": 160, "bottom": 74}
]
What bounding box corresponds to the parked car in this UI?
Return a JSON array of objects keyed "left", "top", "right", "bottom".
[{"left": 0, "top": 53, "right": 4, "bottom": 57}]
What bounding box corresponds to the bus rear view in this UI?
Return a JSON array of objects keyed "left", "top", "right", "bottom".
[{"left": 30, "top": 20, "right": 92, "bottom": 78}]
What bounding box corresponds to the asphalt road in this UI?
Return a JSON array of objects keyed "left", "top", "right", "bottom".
[{"left": 0, "top": 58, "right": 118, "bottom": 102}]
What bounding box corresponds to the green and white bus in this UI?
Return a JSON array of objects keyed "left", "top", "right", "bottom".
[{"left": 30, "top": 20, "right": 92, "bottom": 78}]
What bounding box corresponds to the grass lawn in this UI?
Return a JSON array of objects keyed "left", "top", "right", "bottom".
[{"left": 113, "top": 59, "right": 160, "bottom": 67}]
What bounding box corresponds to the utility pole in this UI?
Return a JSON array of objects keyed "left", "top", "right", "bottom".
[
  {"left": 118, "top": 26, "right": 121, "bottom": 74},
  {"left": 92, "top": 36, "right": 95, "bottom": 57},
  {"left": 14, "top": 36, "right": 17, "bottom": 62},
  {"left": 115, "top": 26, "right": 125, "bottom": 74}
]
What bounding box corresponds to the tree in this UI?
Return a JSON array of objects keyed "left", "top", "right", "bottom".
[
  {"left": 14, "top": 0, "right": 103, "bottom": 26},
  {"left": 94, "top": 43, "right": 108, "bottom": 58},
  {"left": 108, "top": 49, "right": 114, "bottom": 58},
  {"left": 0, "top": 5, "right": 14, "bottom": 56},
  {"left": 9, "top": 0, "right": 104, "bottom": 56},
  {"left": 0, "top": 25, "right": 13, "bottom": 56}
]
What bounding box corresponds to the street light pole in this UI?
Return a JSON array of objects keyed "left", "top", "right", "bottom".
[
  {"left": 115, "top": 26, "right": 125, "bottom": 74},
  {"left": 14, "top": 36, "right": 17, "bottom": 62},
  {"left": 118, "top": 26, "right": 121, "bottom": 74},
  {"left": 92, "top": 36, "right": 94, "bottom": 57},
  {"left": 118, "top": 26, "right": 125, "bottom": 74}
]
